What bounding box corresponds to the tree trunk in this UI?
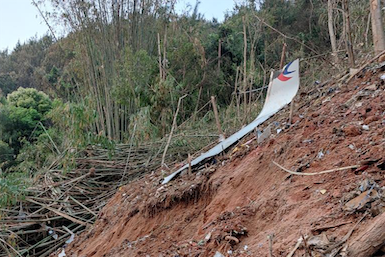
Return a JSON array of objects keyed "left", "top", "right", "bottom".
[
  {"left": 343, "top": 0, "right": 355, "bottom": 67},
  {"left": 211, "top": 96, "right": 224, "bottom": 141},
  {"left": 218, "top": 39, "right": 221, "bottom": 74},
  {"left": 157, "top": 33, "right": 163, "bottom": 81},
  {"left": 242, "top": 16, "right": 247, "bottom": 122},
  {"left": 327, "top": 0, "right": 339, "bottom": 64},
  {"left": 348, "top": 213, "right": 385, "bottom": 257},
  {"left": 370, "top": 0, "right": 385, "bottom": 54},
  {"left": 163, "top": 26, "right": 167, "bottom": 81}
]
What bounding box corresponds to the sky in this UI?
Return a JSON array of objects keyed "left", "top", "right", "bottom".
[{"left": 0, "top": 0, "right": 235, "bottom": 52}]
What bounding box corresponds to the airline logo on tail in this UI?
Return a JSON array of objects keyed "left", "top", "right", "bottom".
[{"left": 278, "top": 61, "right": 295, "bottom": 81}]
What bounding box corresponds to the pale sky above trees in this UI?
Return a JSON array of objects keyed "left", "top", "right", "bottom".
[{"left": 0, "top": 0, "right": 235, "bottom": 52}]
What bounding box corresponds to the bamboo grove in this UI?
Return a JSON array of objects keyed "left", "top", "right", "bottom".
[{"left": 0, "top": 0, "right": 381, "bottom": 170}]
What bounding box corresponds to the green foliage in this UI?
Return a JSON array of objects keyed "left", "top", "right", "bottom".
[
  {"left": 7, "top": 87, "right": 52, "bottom": 114},
  {"left": 0, "top": 74, "right": 16, "bottom": 96},
  {"left": 0, "top": 87, "right": 53, "bottom": 169},
  {"left": 48, "top": 98, "right": 94, "bottom": 147},
  {"left": 0, "top": 172, "right": 30, "bottom": 207},
  {"left": 130, "top": 106, "right": 160, "bottom": 142},
  {"left": 113, "top": 49, "right": 156, "bottom": 107},
  {"left": 46, "top": 66, "right": 61, "bottom": 84},
  {"left": 15, "top": 128, "right": 62, "bottom": 173},
  {"left": 0, "top": 140, "right": 13, "bottom": 168}
]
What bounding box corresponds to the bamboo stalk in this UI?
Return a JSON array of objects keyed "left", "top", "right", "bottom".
[
  {"left": 161, "top": 95, "right": 187, "bottom": 168},
  {"left": 242, "top": 16, "right": 248, "bottom": 123},
  {"left": 211, "top": 96, "right": 224, "bottom": 141}
]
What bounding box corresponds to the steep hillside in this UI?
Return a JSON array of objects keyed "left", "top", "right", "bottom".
[{"left": 61, "top": 62, "right": 384, "bottom": 257}]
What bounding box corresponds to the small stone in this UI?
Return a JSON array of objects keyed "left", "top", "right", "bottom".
[
  {"left": 58, "top": 249, "right": 66, "bottom": 257},
  {"left": 364, "top": 116, "right": 379, "bottom": 124},
  {"left": 258, "top": 125, "right": 272, "bottom": 144},
  {"left": 343, "top": 190, "right": 377, "bottom": 212},
  {"left": 320, "top": 189, "right": 327, "bottom": 194},
  {"left": 362, "top": 125, "right": 369, "bottom": 131},
  {"left": 214, "top": 252, "right": 225, "bottom": 257},
  {"left": 343, "top": 125, "right": 362, "bottom": 137},
  {"left": 348, "top": 144, "right": 355, "bottom": 150},
  {"left": 359, "top": 179, "right": 371, "bottom": 192}
]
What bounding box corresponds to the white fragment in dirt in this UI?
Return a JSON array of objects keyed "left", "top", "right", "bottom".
[
  {"left": 322, "top": 97, "right": 331, "bottom": 103},
  {"left": 365, "top": 84, "right": 377, "bottom": 91},
  {"left": 214, "top": 251, "right": 225, "bottom": 257},
  {"left": 317, "top": 151, "right": 324, "bottom": 159},
  {"left": 157, "top": 186, "right": 164, "bottom": 191},
  {"left": 320, "top": 189, "right": 327, "bottom": 195},
  {"left": 227, "top": 250, "right": 233, "bottom": 255},
  {"left": 58, "top": 249, "right": 66, "bottom": 257},
  {"left": 362, "top": 125, "right": 369, "bottom": 131},
  {"left": 258, "top": 125, "right": 272, "bottom": 144},
  {"left": 307, "top": 233, "right": 330, "bottom": 247},
  {"left": 52, "top": 233, "right": 58, "bottom": 240},
  {"left": 198, "top": 240, "right": 205, "bottom": 246},
  {"left": 381, "top": 74, "right": 385, "bottom": 80},
  {"left": 355, "top": 102, "right": 363, "bottom": 108},
  {"left": 276, "top": 128, "right": 282, "bottom": 134},
  {"left": 122, "top": 193, "right": 126, "bottom": 197},
  {"left": 348, "top": 144, "right": 355, "bottom": 150},
  {"left": 65, "top": 234, "right": 75, "bottom": 244},
  {"left": 205, "top": 232, "right": 212, "bottom": 241},
  {"left": 244, "top": 245, "right": 249, "bottom": 250},
  {"left": 350, "top": 68, "right": 359, "bottom": 76},
  {"left": 48, "top": 230, "right": 54, "bottom": 235}
]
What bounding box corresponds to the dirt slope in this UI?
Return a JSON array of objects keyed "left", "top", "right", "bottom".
[{"left": 62, "top": 64, "right": 385, "bottom": 257}]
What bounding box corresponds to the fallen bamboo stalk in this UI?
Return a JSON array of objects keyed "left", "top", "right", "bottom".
[
  {"left": 273, "top": 161, "right": 359, "bottom": 176},
  {"left": 286, "top": 237, "right": 303, "bottom": 257},
  {"left": 0, "top": 238, "right": 22, "bottom": 257},
  {"left": 346, "top": 49, "right": 385, "bottom": 83},
  {"left": 26, "top": 198, "right": 90, "bottom": 226},
  {"left": 69, "top": 196, "right": 97, "bottom": 217},
  {"left": 121, "top": 122, "right": 137, "bottom": 185}
]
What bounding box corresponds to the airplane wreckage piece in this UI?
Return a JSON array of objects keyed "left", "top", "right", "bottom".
[{"left": 162, "top": 59, "right": 300, "bottom": 184}]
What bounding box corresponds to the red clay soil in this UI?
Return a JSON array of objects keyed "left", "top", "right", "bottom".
[{"left": 62, "top": 65, "right": 385, "bottom": 257}]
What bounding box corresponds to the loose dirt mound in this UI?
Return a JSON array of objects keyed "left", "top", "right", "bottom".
[{"left": 62, "top": 64, "right": 384, "bottom": 257}]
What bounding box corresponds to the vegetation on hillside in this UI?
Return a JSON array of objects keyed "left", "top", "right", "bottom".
[{"left": 0, "top": 0, "right": 382, "bottom": 203}]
